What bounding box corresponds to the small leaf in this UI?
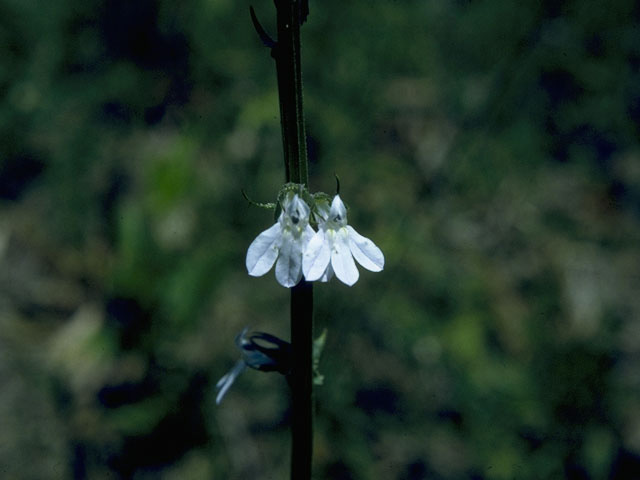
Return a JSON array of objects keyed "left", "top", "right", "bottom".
[
  {"left": 249, "top": 6, "right": 276, "bottom": 48},
  {"left": 312, "top": 329, "right": 327, "bottom": 386},
  {"left": 300, "top": 0, "right": 309, "bottom": 25},
  {"left": 313, "top": 329, "right": 327, "bottom": 363}
]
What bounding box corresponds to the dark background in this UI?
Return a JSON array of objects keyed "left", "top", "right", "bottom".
[{"left": 1, "top": 0, "right": 640, "bottom": 478}]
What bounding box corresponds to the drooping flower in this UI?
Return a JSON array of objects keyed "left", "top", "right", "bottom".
[
  {"left": 216, "top": 328, "right": 291, "bottom": 405},
  {"left": 246, "top": 193, "right": 315, "bottom": 287},
  {"left": 215, "top": 359, "right": 246, "bottom": 405},
  {"left": 303, "top": 194, "right": 384, "bottom": 286}
]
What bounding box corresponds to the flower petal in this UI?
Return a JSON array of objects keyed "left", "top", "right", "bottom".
[
  {"left": 329, "top": 195, "right": 348, "bottom": 227},
  {"left": 216, "top": 360, "right": 247, "bottom": 405},
  {"left": 331, "top": 228, "right": 359, "bottom": 286},
  {"left": 281, "top": 193, "right": 311, "bottom": 233},
  {"left": 314, "top": 201, "right": 330, "bottom": 229},
  {"left": 303, "top": 224, "right": 315, "bottom": 247},
  {"left": 275, "top": 231, "right": 303, "bottom": 287},
  {"left": 303, "top": 229, "right": 331, "bottom": 281},
  {"left": 346, "top": 225, "right": 384, "bottom": 272},
  {"left": 289, "top": 194, "right": 311, "bottom": 220},
  {"left": 246, "top": 222, "right": 281, "bottom": 276},
  {"left": 320, "top": 263, "right": 334, "bottom": 282}
]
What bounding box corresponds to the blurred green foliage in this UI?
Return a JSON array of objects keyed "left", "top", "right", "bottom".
[{"left": 1, "top": 0, "right": 640, "bottom": 478}]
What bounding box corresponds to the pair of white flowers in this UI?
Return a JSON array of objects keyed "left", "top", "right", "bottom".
[{"left": 246, "top": 193, "right": 384, "bottom": 287}]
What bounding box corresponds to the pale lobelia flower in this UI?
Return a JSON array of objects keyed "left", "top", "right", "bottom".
[
  {"left": 303, "top": 194, "right": 384, "bottom": 286},
  {"left": 216, "top": 328, "right": 291, "bottom": 405},
  {"left": 246, "top": 192, "right": 315, "bottom": 287}
]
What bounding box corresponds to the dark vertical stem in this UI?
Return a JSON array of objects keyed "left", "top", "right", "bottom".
[
  {"left": 275, "top": 0, "right": 308, "bottom": 185},
  {"left": 272, "top": 1, "right": 313, "bottom": 478},
  {"left": 290, "top": 280, "right": 313, "bottom": 479}
]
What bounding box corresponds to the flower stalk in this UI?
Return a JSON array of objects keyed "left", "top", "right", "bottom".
[
  {"left": 224, "top": 3, "right": 384, "bottom": 478},
  {"left": 242, "top": 3, "right": 383, "bottom": 477},
  {"left": 271, "top": 1, "right": 313, "bottom": 477}
]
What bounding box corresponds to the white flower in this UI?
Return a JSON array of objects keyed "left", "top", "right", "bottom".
[
  {"left": 303, "top": 195, "right": 384, "bottom": 286},
  {"left": 246, "top": 193, "right": 315, "bottom": 287}
]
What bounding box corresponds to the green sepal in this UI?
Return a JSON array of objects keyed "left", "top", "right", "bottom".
[
  {"left": 258, "top": 183, "right": 337, "bottom": 226},
  {"left": 310, "top": 192, "right": 331, "bottom": 226},
  {"left": 242, "top": 190, "right": 277, "bottom": 210},
  {"left": 277, "top": 182, "right": 312, "bottom": 204},
  {"left": 312, "top": 191, "right": 332, "bottom": 205}
]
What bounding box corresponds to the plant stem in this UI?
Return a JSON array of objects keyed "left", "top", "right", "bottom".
[
  {"left": 275, "top": 0, "right": 308, "bottom": 185},
  {"left": 290, "top": 280, "right": 313, "bottom": 479},
  {"left": 272, "top": 1, "right": 313, "bottom": 478}
]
